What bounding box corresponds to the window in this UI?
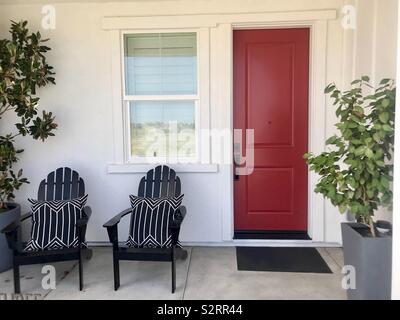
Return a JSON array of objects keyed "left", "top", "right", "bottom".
[{"left": 123, "top": 32, "right": 198, "bottom": 162}]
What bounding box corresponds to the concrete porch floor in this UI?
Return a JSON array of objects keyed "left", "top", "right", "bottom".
[{"left": 0, "top": 247, "right": 346, "bottom": 300}]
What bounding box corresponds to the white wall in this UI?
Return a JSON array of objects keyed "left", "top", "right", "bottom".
[
  {"left": 391, "top": 0, "right": 400, "bottom": 301},
  {"left": 0, "top": 0, "right": 397, "bottom": 245},
  {"left": 351, "top": 0, "right": 398, "bottom": 222},
  {"left": 353, "top": 0, "right": 398, "bottom": 82}
]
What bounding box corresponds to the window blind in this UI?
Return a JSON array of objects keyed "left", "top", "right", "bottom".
[{"left": 124, "top": 33, "right": 197, "bottom": 95}]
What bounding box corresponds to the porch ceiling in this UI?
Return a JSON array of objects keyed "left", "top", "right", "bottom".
[{"left": 0, "top": 0, "right": 158, "bottom": 4}]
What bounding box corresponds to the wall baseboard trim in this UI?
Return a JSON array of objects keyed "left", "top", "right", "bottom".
[{"left": 86, "top": 241, "right": 342, "bottom": 248}]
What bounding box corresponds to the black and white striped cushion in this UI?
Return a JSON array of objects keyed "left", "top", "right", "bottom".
[
  {"left": 24, "top": 195, "right": 88, "bottom": 251},
  {"left": 126, "top": 195, "right": 184, "bottom": 248}
]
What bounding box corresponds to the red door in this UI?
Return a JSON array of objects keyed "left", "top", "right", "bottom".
[{"left": 233, "top": 29, "right": 309, "bottom": 232}]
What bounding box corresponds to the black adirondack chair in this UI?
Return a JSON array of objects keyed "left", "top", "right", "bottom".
[
  {"left": 1, "top": 167, "right": 92, "bottom": 293},
  {"left": 103, "top": 165, "right": 187, "bottom": 293}
]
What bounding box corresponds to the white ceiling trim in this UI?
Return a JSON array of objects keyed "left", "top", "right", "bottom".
[{"left": 102, "top": 10, "right": 338, "bottom": 30}]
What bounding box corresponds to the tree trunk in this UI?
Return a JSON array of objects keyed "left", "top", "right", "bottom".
[{"left": 369, "top": 217, "right": 376, "bottom": 237}]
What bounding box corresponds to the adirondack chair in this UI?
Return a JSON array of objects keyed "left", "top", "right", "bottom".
[
  {"left": 1, "top": 167, "right": 92, "bottom": 293},
  {"left": 103, "top": 165, "right": 187, "bottom": 293}
]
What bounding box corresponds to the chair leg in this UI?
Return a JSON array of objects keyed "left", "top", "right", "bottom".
[
  {"left": 13, "top": 261, "right": 20, "bottom": 294},
  {"left": 113, "top": 249, "right": 120, "bottom": 291},
  {"left": 171, "top": 247, "right": 176, "bottom": 294},
  {"left": 78, "top": 250, "right": 84, "bottom": 291}
]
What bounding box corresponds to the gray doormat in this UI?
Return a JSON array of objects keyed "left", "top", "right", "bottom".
[{"left": 236, "top": 247, "right": 332, "bottom": 274}]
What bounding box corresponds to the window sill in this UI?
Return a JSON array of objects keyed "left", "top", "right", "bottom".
[{"left": 107, "top": 163, "right": 219, "bottom": 174}]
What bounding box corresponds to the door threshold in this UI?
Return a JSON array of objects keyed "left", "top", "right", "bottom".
[{"left": 234, "top": 231, "right": 311, "bottom": 240}]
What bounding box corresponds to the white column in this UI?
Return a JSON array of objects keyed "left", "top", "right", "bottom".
[{"left": 391, "top": 0, "right": 400, "bottom": 300}]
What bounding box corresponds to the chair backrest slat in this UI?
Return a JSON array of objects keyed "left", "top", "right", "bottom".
[
  {"left": 54, "top": 168, "right": 64, "bottom": 200},
  {"left": 78, "top": 176, "right": 85, "bottom": 196},
  {"left": 175, "top": 176, "right": 181, "bottom": 195},
  {"left": 160, "top": 167, "right": 169, "bottom": 197},
  {"left": 63, "top": 167, "right": 72, "bottom": 199},
  {"left": 138, "top": 165, "right": 181, "bottom": 198},
  {"left": 46, "top": 171, "right": 55, "bottom": 200},
  {"left": 71, "top": 170, "right": 79, "bottom": 199},
  {"left": 138, "top": 177, "right": 146, "bottom": 196},
  {"left": 38, "top": 180, "right": 46, "bottom": 200},
  {"left": 38, "top": 167, "right": 85, "bottom": 201},
  {"left": 167, "top": 170, "right": 176, "bottom": 197},
  {"left": 152, "top": 165, "right": 162, "bottom": 198},
  {"left": 145, "top": 170, "right": 154, "bottom": 197}
]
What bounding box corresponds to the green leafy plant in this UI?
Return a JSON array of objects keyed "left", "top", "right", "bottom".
[
  {"left": 0, "top": 20, "right": 57, "bottom": 210},
  {"left": 305, "top": 76, "right": 395, "bottom": 236}
]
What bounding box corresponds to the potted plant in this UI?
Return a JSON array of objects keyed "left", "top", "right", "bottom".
[
  {"left": 305, "top": 76, "right": 395, "bottom": 300},
  {"left": 0, "top": 21, "right": 57, "bottom": 272}
]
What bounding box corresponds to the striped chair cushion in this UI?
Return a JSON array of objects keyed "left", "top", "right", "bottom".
[
  {"left": 126, "top": 195, "right": 184, "bottom": 248},
  {"left": 24, "top": 195, "right": 88, "bottom": 251}
]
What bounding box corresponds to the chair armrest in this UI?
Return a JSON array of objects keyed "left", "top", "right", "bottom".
[
  {"left": 103, "top": 208, "right": 131, "bottom": 228},
  {"left": 171, "top": 205, "right": 186, "bottom": 228},
  {"left": 76, "top": 206, "right": 92, "bottom": 228},
  {"left": 1, "top": 212, "right": 31, "bottom": 251},
  {"left": 1, "top": 212, "right": 32, "bottom": 235},
  {"left": 170, "top": 206, "right": 186, "bottom": 245},
  {"left": 103, "top": 208, "right": 131, "bottom": 244},
  {"left": 20, "top": 212, "right": 33, "bottom": 222}
]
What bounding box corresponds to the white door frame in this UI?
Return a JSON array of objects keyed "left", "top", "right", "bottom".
[{"left": 219, "top": 17, "right": 334, "bottom": 243}]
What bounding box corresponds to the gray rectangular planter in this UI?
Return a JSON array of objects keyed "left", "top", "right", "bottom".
[
  {"left": 341, "top": 222, "right": 392, "bottom": 300},
  {"left": 0, "top": 203, "right": 21, "bottom": 272}
]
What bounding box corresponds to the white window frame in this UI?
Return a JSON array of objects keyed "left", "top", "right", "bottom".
[
  {"left": 111, "top": 28, "right": 211, "bottom": 167},
  {"left": 121, "top": 30, "right": 200, "bottom": 164}
]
